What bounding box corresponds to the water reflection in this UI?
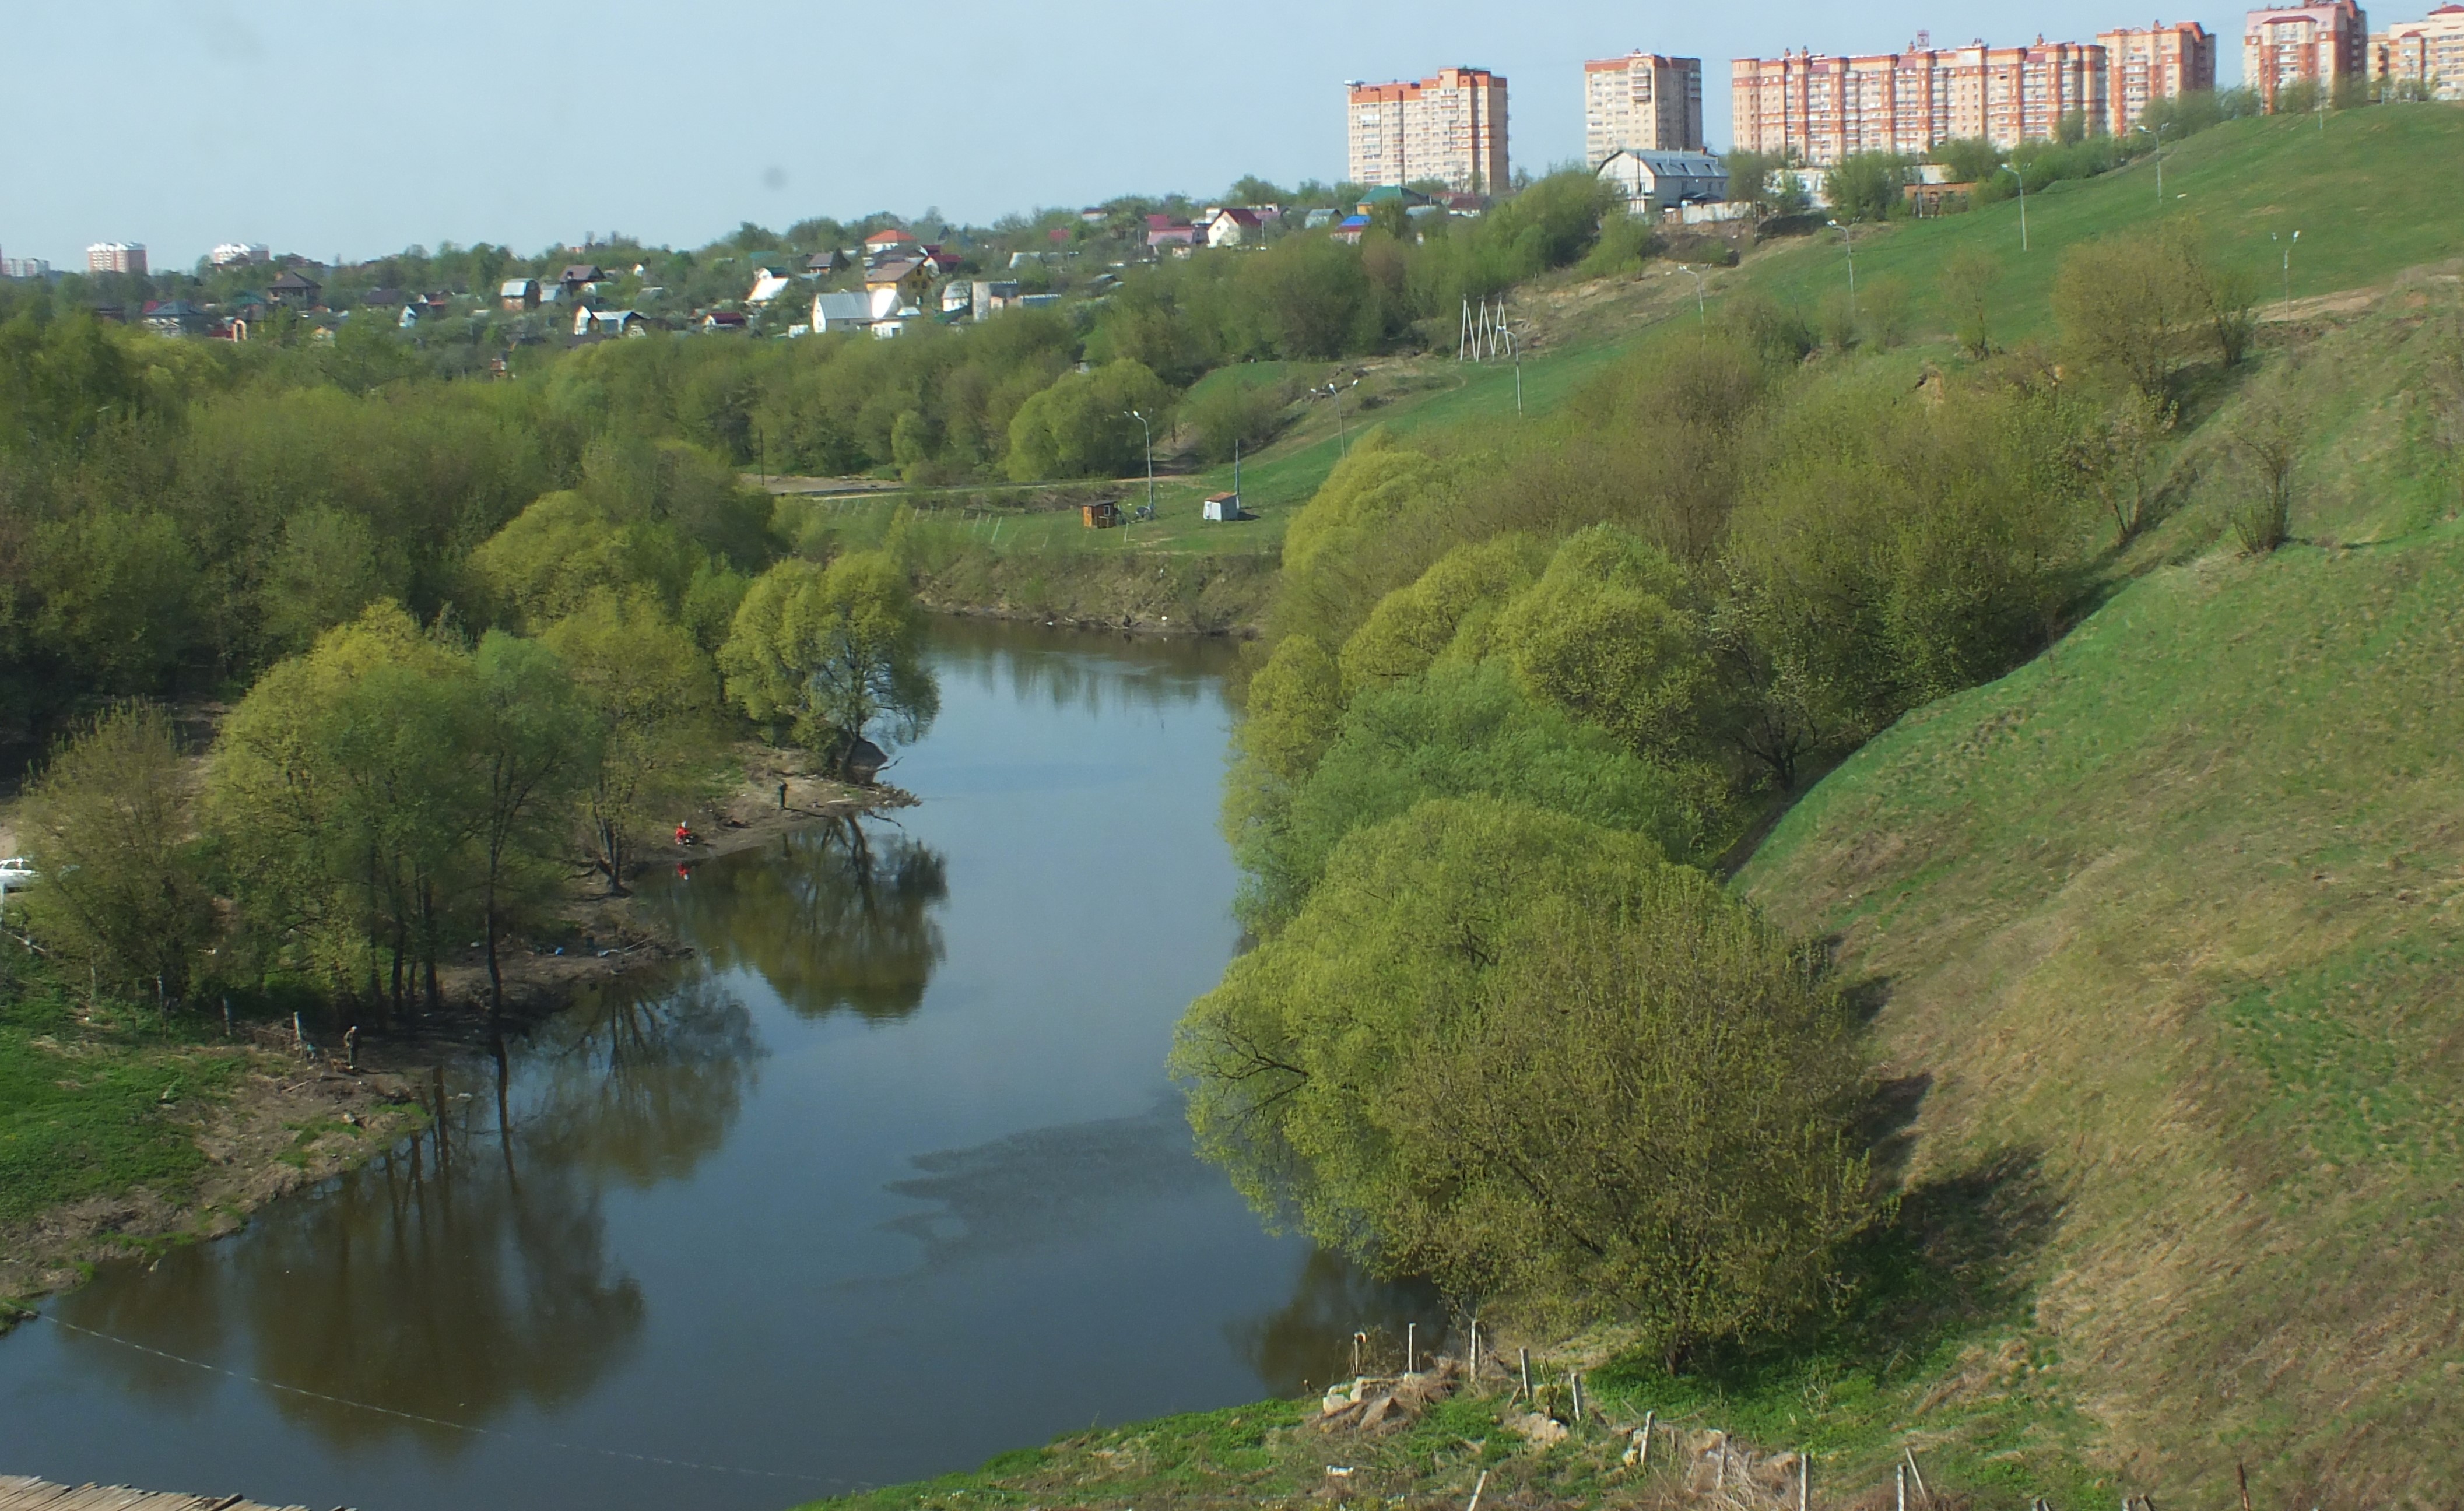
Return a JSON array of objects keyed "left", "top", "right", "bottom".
[
  {"left": 666, "top": 818, "right": 949, "bottom": 1021},
  {"left": 931, "top": 620, "right": 1233, "bottom": 721},
  {"left": 1230, "top": 1250, "right": 1449, "bottom": 1398},
  {"left": 528, "top": 975, "right": 763, "bottom": 1186},
  {"left": 50, "top": 975, "right": 768, "bottom": 1449}
]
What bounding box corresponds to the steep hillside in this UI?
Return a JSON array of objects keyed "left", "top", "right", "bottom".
[{"left": 1739, "top": 289, "right": 2464, "bottom": 1504}]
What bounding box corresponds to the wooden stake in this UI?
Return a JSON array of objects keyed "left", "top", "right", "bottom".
[
  {"left": 1717, "top": 1438, "right": 1728, "bottom": 1493},
  {"left": 1352, "top": 1331, "right": 1365, "bottom": 1378},
  {"left": 1519, "top": 1348, "right": 1532, "bottom": 1402},
  {"left": 1466, "top": 1468, "right": 1489, "bottom": 1511},
  {"left": 1896, "top": 1461, "right": 1907, "bottom": 1511},
  {"left": 1408, "top": 1322, "right": 1417, "bottom": 1374},
  {"left": 1800, "top": 1448, "right": 1811, "bottom": 1511},
  {"left": 1569, "top": 1371, "right": 1583, "bottom": 1422},
  {"left": 1640, "top": 1410, "right": 1654, "bottom": 1469},
  {"left": 1468, "top": 1320, "right": 1479, "bottom": 1380},
  {"left": 2237, "top": 1463, "right": 2252, "bottom": 1511},
  {"left": 1906, "top": 1447, "right": 1929, "bottom": 1503}
]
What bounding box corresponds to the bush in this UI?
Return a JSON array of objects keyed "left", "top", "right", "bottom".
[
  {"left": 19, "top": 702, "right": 215, "bottom": 999},
  {"left": 1823, "top": 153, "right": 1911, "bottom": 224},
  {"left": 1182, "top": 374, "right": 1291, "bottom": 462},
  {"left": 1177, "top": 796, "right": 1877, "bottom": 1354}
]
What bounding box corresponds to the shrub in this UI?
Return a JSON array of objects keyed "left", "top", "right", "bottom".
[{"left": 1177, "top": 796, "right": 1877, "bottom": 1355}]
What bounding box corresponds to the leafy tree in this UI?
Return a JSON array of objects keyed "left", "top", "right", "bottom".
[
  {"left": 1489, "top": 526, "right": 1715, "bottom": 762},
  {"left": 471, "top": 490, "right": 707, "bottom": 631},
  {"left": 1338, "top": 535, "right": 1546, "bottom": 695},
  {"left": 2055, "top": 229, "right": 2193, "bottom": 396},
  {"left": 1928, "top": 137, "right": 2004, "bottom": 187},
  {"left": 1940, "top": 247, "right": 2004, "bottom": 357},
  {"left": 545, "top": 589, "right": 722, "bottom": 893},
  {"left": 718, "top": 552, "right": 938, "bottom": 776},
  {"left": 26, "top": 511, "right": 202, "bottom": 693},
  {"left": 1231, "top": 663, "right": 1710, "bottom": 931},
  {"left": 1175, "top": 797, "right": 1876, "bottom": 1355},
  {"left": 18, "top": 702, "right": 214, "bottom": 1000},
  {"left": 1004, "top": 360, "right": 1171, "bottom": 481},
  {"left": 465, "top": 632, "right": 599, "bottom": 1019},
  {"left": 1234, "top": 633, "right": 1342, "bottom": 785},
  {"left": 1823, "top": 153, "right": 1910, "bottom": 223},
  {"left": 257, "top": 507, "right": 396, "bottom": 657},
  {"left": 1181, "top": 376, "right": 1291, "bottom": 463},
  {"left": 208, "top": 603, "right": 476, "bottom": 1024}
]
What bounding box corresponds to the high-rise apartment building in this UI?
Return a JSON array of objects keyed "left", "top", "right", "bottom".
[
  {"left": 2097, "top": 20, "right": 2219, "bottom": 133},
  {"left": 1582, "top": 52, "right": 1705, "bottom": 164},
  {"left": 1731, "top": 34, "right": 2109, "bottom": 165},
  {"left": 1345, "top": 66, "right": 1509, "bottom": 193},
  {"left": 86, "top": 242, "right": 147, "bottom": 276},
  {"left": 2244, "top": 2, "right": 2371, "bottom": 107},
  {"left": 2370, "top": 5, "right": 2464, "bottom": 99}
]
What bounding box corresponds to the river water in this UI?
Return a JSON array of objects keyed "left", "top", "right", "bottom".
[{"left": 0, "top": 621, "right": 1433, "bottom": 1511}]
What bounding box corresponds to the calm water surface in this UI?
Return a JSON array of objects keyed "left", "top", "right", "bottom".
[{"left": 0, "top": 622, "right": 1431, "bottom": 1511}]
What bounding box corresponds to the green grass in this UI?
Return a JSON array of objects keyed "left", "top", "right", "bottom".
[
  {"left": 0, "top": 953, "right": 239, "bottom": 1229},
  {"left": 1729, "top": 106, "right": 2464, "bottom": 346}
]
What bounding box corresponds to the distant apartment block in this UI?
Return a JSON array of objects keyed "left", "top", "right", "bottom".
[
  {"left": 2097, "top": 20, "right": 2219, "bottom": 133},
  {"left": 86, "top": 242, "right": 146, "bottom": 276},
  {"left": 210, "top": 243, "right": 271, "bottom": 267},
  {"left": 2370, "top": 5, "right": 2464, "bottom": 97},
  {"left": 2245, "top": 2, "right": 2371, "bottom": 107},
  {"left": 1346, "top": 66, "right": 1509, "bottom": 192},
  {"left": 1, "top": 256, "right": 51, "bottom": 280},
  {"left": 1731, "top": 33, "right": 2109, "bottom": 165},
  {"left": 1583, "top": 52, "right": 1705, "bottom": 164}
]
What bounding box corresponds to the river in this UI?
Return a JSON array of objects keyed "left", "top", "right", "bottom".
[{"left": 0, "top": 621, "right": 1434, "bottom": 1511}]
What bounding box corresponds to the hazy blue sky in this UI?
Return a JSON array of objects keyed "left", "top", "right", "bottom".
[{"left": 7, "top": 1, "right": 2251, "bottom": 268}]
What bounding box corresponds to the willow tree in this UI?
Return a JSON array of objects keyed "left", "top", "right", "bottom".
[
  {"left": 717, "top": 551, "right": 938, "bottom": 779},
  {"left": 1174, "top": 797, "right": 1877, "bottom": 1363}
]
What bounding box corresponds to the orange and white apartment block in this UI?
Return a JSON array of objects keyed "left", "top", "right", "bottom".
[
  {"left": 1345, "top": 66, "right": 1510, "bottom": 192},
  {"left": 2097, "top": 20, "right": 2219, "bottom": 133},
  {"left": 1582, "top": 52, "right": 1706, "bottom": 166},
  {"left": 2370, "top": 4, "right": 2464, "bottom": 97},
  {"left": 1730, "top": 32, "right": 2112, "bottom": 165},
  {"left": 2244, "top": 2, "right": 2371, "bottom": 106}
]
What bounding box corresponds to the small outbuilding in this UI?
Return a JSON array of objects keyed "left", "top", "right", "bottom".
[
  {"left": 1081, "top": 500, "right": 1121, "bottom": 529},
  {"left": 842, "top": 737, "right": 888, "bottom": 784},
  {"left": 1202, "top": 493, "right": 1245, "bottom": 522}
]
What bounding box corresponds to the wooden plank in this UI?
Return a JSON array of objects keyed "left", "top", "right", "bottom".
[{"left": 0, "top": 1487, "right": 318, "bottom": 1511}]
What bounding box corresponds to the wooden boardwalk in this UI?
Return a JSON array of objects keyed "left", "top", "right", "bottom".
[{"left": 0, "top": 1475, "right": 342, "bottom": 1511}]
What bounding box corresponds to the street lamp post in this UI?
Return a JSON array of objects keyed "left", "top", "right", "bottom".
[
  {"left": 1995, "top": 164, "right": 2029, "bottom": 252},
  {"left": 2140, "top": 120, "right": 2173, "bottom": 203},
  {"left": 1322, "top": 379, "right": 1358, "bottom": 456},
  {"left": 1826, "top": 219, "right": 1858, "bottom": 319},
  {"left": 1125, "top": 409, "right": 1155, "bottom": 519},
  {"left": 2273, "top": 229, "right": 2301, "bottom": 322},
  {"left": 1672, "top": 263, "right": 1707, "bottom": 326}
]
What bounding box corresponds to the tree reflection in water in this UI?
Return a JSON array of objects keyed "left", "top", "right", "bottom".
[
  {"left": 1227, "top": 1248, "right": 1450, "bottom": 1398},
  {"left": 665, "top": 817, "right": 949, "bottom": 1022},
  {"left": 52, "top": 978, "right": 768, "bottom": 1450}
]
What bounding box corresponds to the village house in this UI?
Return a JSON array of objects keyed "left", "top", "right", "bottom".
[
  {"left": 268, "top": 269, "right": 321, "bottom": 310},
  {"left": 1206, "top": 208, "right": 1269, "bottom": 248},
  {"left": 559, "top": 263, "right": 608, "bottom": 297},
  {"left": 746, "top": 267, "right": 794, "bottom": 305},
  {"left": 805, "top": 250, "right": 850, "bottom": 275},
  {"left": 864, "top": 256, "right": 936, "bottom": 308},
  {"left": 1596, "top": 149, "right": 1728, "bottom": 216},
  {"left": 499, "top": 277, "right": 541, "bottom": 310}
]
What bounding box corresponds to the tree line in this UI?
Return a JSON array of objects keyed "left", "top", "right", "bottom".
[{"left": 1174, "top": 222, "right": 2280, "bottom": 1366}]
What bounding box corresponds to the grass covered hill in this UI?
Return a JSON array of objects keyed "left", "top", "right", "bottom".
[
  {"left": 791, "top": 103, "right": 2464, "bottom": 1511},
  {"left": 1737, "top": 301, "right": 2464, "bottom": 1505}
]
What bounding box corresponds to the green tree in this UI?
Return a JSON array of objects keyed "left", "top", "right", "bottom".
[
  {"left": 208, "top": 604, "right": 476, "bottom": 1024},
  {"left": 27, "top": 510, "right": 202, "bottom": 693},
  {"left": 1489, "top": 526, "right": 1714, "bottom": 761},
  {"left": 257, "top": 507, "right": 396, "bottom": 658},
  {"left": 718, "top": 553, "right": 938, "bottom": 776},
  {"left": 18, "top": 702, "right": 214, "bottom": 1000},
  {"left": 1337, "top": 535, "right": 1546, "bottom": 695},
  {"left": 1174, "top": 797, "right": 1876, "bottom": 1356},
  {"left": 466, "top": 632, "right": 599, "bottom": 1020},
  {"left": 1234, "top": 634, "right": 1343, "bottom": 785},
  {"left": 1003, "top": 360, "right": 1171, "bottom": 481},
  {"left": 1940, "top": 246, "right": 2004, "bottom": 357},
  {"left": 1822, "top": 153, "right": 1910, "bottom": 223},
  {"left": 545, "top": 590, "right": 722, "bottom": 894}
]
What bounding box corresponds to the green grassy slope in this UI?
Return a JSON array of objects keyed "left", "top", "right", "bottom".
[
  {"left": 1729, "top": 106, "right": 2464, "bottom": 345},
  {"left": 1736, "top": 293, "right": 2464, "bottom": 1502}
]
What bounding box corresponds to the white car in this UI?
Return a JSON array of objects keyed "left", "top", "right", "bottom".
[{"left": 0, "top": 857, "right": 34, "bottom": 885}]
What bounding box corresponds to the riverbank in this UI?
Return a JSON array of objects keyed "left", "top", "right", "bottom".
[
  {"left": 0, "top": 750, "right": 906, "bottom": 1328},
  {"left": 915, "top": 547, "right": 1276, "bottom": 637}
]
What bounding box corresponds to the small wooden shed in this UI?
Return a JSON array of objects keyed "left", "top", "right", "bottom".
[{"left": 1081, "top": 501, "right": 1121, "bottom": 529}]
